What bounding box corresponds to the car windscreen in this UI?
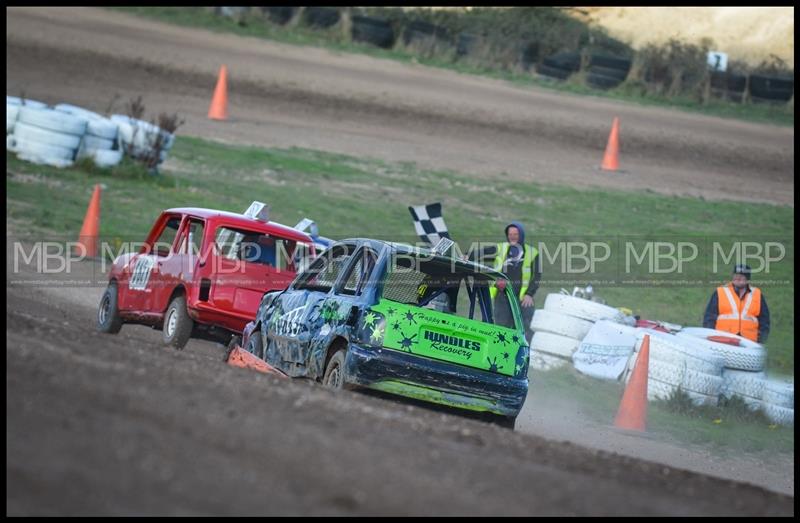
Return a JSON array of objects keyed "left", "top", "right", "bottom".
[{"left": 380, "top": 255, "right": 520, "bottom": 329}]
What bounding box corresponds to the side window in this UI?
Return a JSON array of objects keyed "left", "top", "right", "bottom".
[
  {"left": 214, "top": 227, "right": 294, "bottom": 270},
  {"left": 340, "top": 249, "right": 378, "bottom": 296},
  {"left": 295, "top": 245, "right": 354, "bottom": 292},
  {"left": 179, "top": 219, "right": 205, "bottom": 255},
  {"left": 153, "top": 216, "right": 182, "bottom": 257}
]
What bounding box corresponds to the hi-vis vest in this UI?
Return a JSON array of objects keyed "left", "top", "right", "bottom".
[
  {"left": 489, "top": 242, "right": 538, "bottom": 301},
  {"left": 715, "top": 284, "right": 761, "bottom": 342}
]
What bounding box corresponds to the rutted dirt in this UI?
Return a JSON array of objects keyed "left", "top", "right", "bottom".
[{"left": 6, "top": 7, "right": 794, "bottom": 205}]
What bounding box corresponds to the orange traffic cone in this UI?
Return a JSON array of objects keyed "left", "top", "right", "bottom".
[
  {"left": 600, "top": 117, "right": 620, "bottom": 171},
  {"left": 208, "top": 65, "right": 229, "bottom": 120},
  {"left": 75, "top": 184, "right": 101, "bottom": 258},
  {"left": 227, "top": 345, "right": 287, "bottom": 378},
  {"left": 614, "top": 333, "right": 650, "bottom": 431}
]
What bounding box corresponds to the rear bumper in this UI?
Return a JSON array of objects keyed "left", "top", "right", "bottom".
[{"left": 344, "top": 344, "right": 528, "bottom": 417}]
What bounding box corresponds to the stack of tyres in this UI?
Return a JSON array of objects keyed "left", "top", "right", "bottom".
[
  {"left": 529, "top": 293, "right": 628, "bottom": 372},
  {"left": 55, "top": 104, "right": 122, "bottom": 168},
  {"left": 7, "top": 106, "right": 87, "bottom": 168},
  {"left": 625, "top": 329, "right": 725, "bottom": 406},
  {"left": 586, "top": 55, "right": 631, "bottom": 90},
  {"left": 350, "top": 16, "right": 395, "bottom": 49},
  {"left": 111, "top": 115, "right": 175, "bottom": 166},
  {"left": 7, "top": 96, "right": 47, "bottom": 133}
]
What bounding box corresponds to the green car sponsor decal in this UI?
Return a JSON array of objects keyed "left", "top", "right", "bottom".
[{"left": 362, "top": 299, "right": 528, "bottom": 378}]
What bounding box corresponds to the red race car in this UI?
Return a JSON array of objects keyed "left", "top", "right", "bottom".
[{"left": 97, "top": 205, "right": 316, "bottom": 349}]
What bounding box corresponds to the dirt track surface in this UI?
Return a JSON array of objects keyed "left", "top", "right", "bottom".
[
  {"left": 5, "top": 255, "right": 795, "bottom": 516},
  {"left": 5, "top": 7, "right": 794, "bottom": 205}
]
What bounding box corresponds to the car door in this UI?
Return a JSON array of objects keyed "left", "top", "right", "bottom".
[
  {"left": 118, "top": 214, "right": 182, "bottom": 315},
  {"left": 303, "top": 246, "right": 380, "bottom": 376},
  {"left": 264, "top": 243, "right": 356, "bottom": 375}
]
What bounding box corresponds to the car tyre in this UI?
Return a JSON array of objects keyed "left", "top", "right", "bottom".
[
  {"left": 163, "top": 295, "right": 194, "bottom": 350},
  {"left": 97, "top": 282, "right": 123, "bottom": 334},
  {"left": 322, "top": 349, "right": 347, "bottom": 390}
]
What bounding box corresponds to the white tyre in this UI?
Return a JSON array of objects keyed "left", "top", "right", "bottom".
[
  {"left": 13, "top": 136, "right": 75, "bottom": 160},
  {"left": 646, "top": 377, "right": 717, "bottom": 406},
  {"left": 764, "top": 403, "right": 794, "bottom": 426},
  {"left": 720, "top": 369, "right": 766, "bottom": 400},
  {"left": 55, "top": 104, "right": 118, "bottom": 140},
  {"left": 7, "top": 103, "right": 20, "bottom": 121},
  {"left": 529, "top": 350, "right": 570, "bottom": 372},
  {"left": 8, "top": 97, "right": 47, "bottom": 109},
  {"left": 675, "top": 328, "right": 766, "bottom": 371},
  {"left": 13, "top": 121, "right": 82, "bottom": 149},
  {"left": 543, "top": 293, "right": 626, "bottom": 323},
  {"left": 646, "top": 359, "right": 723, "bottom": 397},
  {"left": 82, "top": 134, "right": 115, "bottom": 150},
  {"left": 530, "top": 309, "right": 593, "bottom": 340},
  {"left": 634, "top": 329, "right": 725, "bottom": 375},
  {"left": 90, "top": 149, "right": 123, "bottom": 168},
  {"left": 6, "top": 117, "right": 15, "bottom": 133},
  {"left": 763, "top": 378, "right": 794, "bottom": 409},
  {"left": 18, "top": 107, "right": 87, "bottom": 136},
  {"left": 530, "top": 331, "right": 580, "bottom": 359},
  {"left": 7, "top": 134, "right": 18, "bottom": 151}
]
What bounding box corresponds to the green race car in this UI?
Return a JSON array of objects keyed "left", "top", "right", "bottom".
[{"left": 240, "top": 239, "right": 529, "bottom": 428}]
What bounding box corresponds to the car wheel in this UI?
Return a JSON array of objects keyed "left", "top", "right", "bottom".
[
  {"left": 322, "top": 349, "right": 347, "bottom": 390},
  {"left": 246, "top": 331, "right": 263, "bottom": 359},
  {"left": 163, "top": 295, "right": 194, "bottom": 350},
  {"left": 97, "top": 282, "right": 123, "bottom": 334},
  {"left": 484, "top": 412, "right": 516, "bottom": 430}
]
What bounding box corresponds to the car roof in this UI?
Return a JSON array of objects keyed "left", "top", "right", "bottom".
[
  {"left": 337, "top": 238, "right": 506, "bottom": 279},
  {"left": 164, "top": 208, "right": 313, "bottom": 243}
]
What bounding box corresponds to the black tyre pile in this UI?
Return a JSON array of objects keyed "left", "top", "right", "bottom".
[
  {"left": 586, "top": 55, "right": 631, "bottom": 89},
  {"left": 351, "top": 15, "right": 395, "bottom": 49},
  {"left": 748, "top": 75, "right": 794, "bottom": 103}
]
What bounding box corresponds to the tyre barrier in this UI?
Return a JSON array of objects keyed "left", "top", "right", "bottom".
[
  {"left": 55, "top": 104, "right": 118, "bottom": 140},
  {"left": 543, "top": 293, "right": 626, "bottom": 323},
  {"left": 530, "top": 331, "right": 581, "bottom": 360},
  {"left": 82, "top": 148, "right": 124, "bottom": 168},
  {"left": 536, "top": 63, "right": 573, "bottom": 80},
  {"left": 588, "top": 54, "right": 632, "bottom": 72},
  {"left": 8, "top": 135, "right": 75, "bottom": 167},
  {"left": 262, "top": 6, "right": 296, "bottom": 25},
  {"left": 529, "top": 348, "right": 571, "bottom": 371},
  {"left": 18, "top": 106, "right": 87, "bottom": 136},
  {"left": 763, "top": 403, "right": 794, "bottom": 426},
  {"left": 749, "top": 74, "right": 794, "bottom": 102},
  {"left": 720, "top": 368, "right": 766, "bottom": 400},
  {"left": 762, "top": 378, "right": 794, "bottom": 409},
  {"left": 634, "top": 329, "right": 725, "bottom": 376},
  {"left": 111, "top": 114, "right": 174, "bottom": 164},
  {"left": 675, "top": 327, "right": 766, "bottom": 371},
  {"left": 302, "top": 7, "right": 340, "bottom": 28},
  {"left": 7, "top": 96, "right": 48, "bottom": 109},
  {"left": 530, "top": 309, "right": 593, "bottom": 340},
  {"left": 13, "top": 121, "right": 82, "bottom": 150},
  {"left": 543, "top": 51, "right": 581, "bottom": 72},
  {"left": 351, "top": 15, "right": 395, "bottom": 49},
  {"left": 646, "top": 377, "right": 718, "bottom": 406},
  {"left": 7, "top": 103, "right": 20, "bottom": 133},
  {"left": 587, "top": 65, "right": 629, "bottom": 82}
]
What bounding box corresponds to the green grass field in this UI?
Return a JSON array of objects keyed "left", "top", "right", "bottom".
[
  {"left": 108, "top": 7, "right": 793, "bottom": 127},
  {"left": 6, "top": 135, "right": 794, "bottom": 454}
]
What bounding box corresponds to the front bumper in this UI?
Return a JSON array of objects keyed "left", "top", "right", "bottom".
[{"left": 344, "top": 344, "right": 528, "bottom": 417}]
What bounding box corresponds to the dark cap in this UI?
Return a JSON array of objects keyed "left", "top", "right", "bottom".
[{"left": 733, "top": 264, "right": 752, "bottom": 279}]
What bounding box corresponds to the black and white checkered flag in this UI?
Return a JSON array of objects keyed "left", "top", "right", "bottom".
[{"left": 409, "top": 203, "right": 450, "bottom": 245}]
